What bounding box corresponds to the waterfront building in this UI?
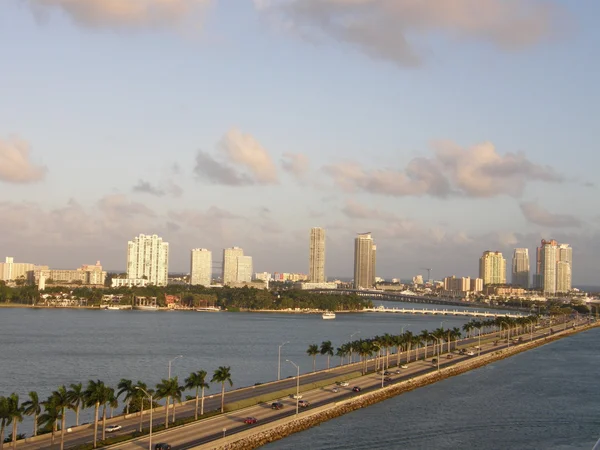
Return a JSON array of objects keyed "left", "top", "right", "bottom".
[
  {"left": 354, "top": 232, "right": 376, "bottom": 289},
  {"left": 31, "top": 262, "right": 106, "bottom": 286},
  {"left": 470, "top": 278, "right": 484, "bottom": 292},
  {"left": 236, "top": 256, "right": 253, "bottom": 283},
  {"left": 126, "top": 234, "right": 169, "bottom": 286},
  {"left": 0, "top": 257, "right": 36, "bottom": 282},
  {"left": 539, "top": 240, "right": 558, "bottom": 295},
  {"left": 190, "top": 248, "right": 212, "bottom": 286},
  {"left": 557, "top": 244, "right": 573, "bottom": 293},
  {"left": 479, "top": 251, "right": 506, "bottom": 285},
  {"left": 444, "top": 276, "right": 471, "bottom": 292},
  {"left": 254, "top": 272, "right": 272, "bottom": 282},
  {"left": 222, "top": 247, "right": 244, "bottom": 284},
  {"left": 272, "top": 272, "right": 309, "bottom": 282},
  {"left": 112, "top": 278, "right": 149, "bottom": 288},
  {"left": 512, "top": 248, "right": 530, "bottom": 288},
  {"left": 309, "top": 227, "right": 326, "bottom": 283},
  {"left": 295, "top": 281, "right": 338, "bottom": 290}
]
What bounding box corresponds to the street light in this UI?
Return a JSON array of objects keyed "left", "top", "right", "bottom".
[
  {"left": 168, "top": 355, "right": 183, "bottom": 379},
  {"left": 286, "top": 360, "right": 300, "bottom": 416},
  {"left": 135, "top": 387, "right": 153, "bottom": 450},
  {"left": 278, "top": 341, "right": 289, "bottom": 381},
  {"left": 431, "top": 336, "right": 441, "bottom": 373},
  {"left": 350, "top": 331, "right": 360, "bottom": 364}
]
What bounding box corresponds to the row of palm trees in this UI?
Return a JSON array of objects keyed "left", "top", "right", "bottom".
[
  {"left": 462, "top": 315, "right": 539, "bottom": 339},
  {"left": 0, "top": 366, "right": 233, "bottom": 450}
]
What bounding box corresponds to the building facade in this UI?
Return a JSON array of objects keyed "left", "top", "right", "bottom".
[
  {"left": 556, "top": 244, "right": 573, "bottom": 293},
  {"left": 32, "top": 262, "right": 106, "bottom": 287},
  {"left": 0, "top": 257, "right": 35, "bottom": 282},
  {"left": 126, "top": 234, "right": 169, "bottom": 286},
  {"left": 539, "top": 239, "right": 558, "bottom": 295},
  {"left": 354, "top": 233, "right": 375, "bottom": 289},
  {"left": 222, "top": 247, "right": 245, "bottom": 284},
  {"left": 236, "top": 256, "right": 253, "bottom": 283},
  {"left": 309, "top": 227, "right": 326, "bottom": 283},
  {"left": 479, "top": 251, "right": 506, "bottom": 285},
  {"left": 190, "top": 248, "right": 212, "bottom": 286},
  {"left": 511, "top": 248, "right": 530, "bottom": 288}
]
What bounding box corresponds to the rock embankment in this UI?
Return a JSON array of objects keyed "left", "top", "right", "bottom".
[{"left": 214, "top": 322, "right": 599, "bottom": 450}]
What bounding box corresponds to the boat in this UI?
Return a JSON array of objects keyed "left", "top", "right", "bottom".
[
  {"left": 196, "top": 306, "right": 221, "bottom": 312},
  {"left": 133, "top": 305, "right": 159, "bottom": 311},
  {"left": 107, "top": 305, "right": 132, "bottom": 310},
  {"left": 322, "top": 312, "right": 336, "bottom": 320}
]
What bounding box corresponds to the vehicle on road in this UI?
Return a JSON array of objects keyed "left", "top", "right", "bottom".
[
  {"left": 291, "top": 393, "right": 303, "bottom": 399},
  {"left": 332, "top": 387, "right": 339, "bottom": 393},
  {"left": 383, "top": 371, "right": 391, "bottom": 375},
  {"left": 155, "top": 444, "right": 171, "bottom": 450},
  {"left": 298, "top": 400, "right": 310, "bottom": 407},
  {"left": 271, "top": 402, "right": 284, "bottom": 410},
  {"left": 384, "top": 377, "right": 392, "bottom": 382},
  {"left": 244, "top": 417, "right": 258, "bottom": 424},
  {"left": 447, "top": 354, "right": 453, "bottom": 359},
  {"left": 352, "top": 386, "right": 362, "bottom": 392},
  {"left": 337, "top": 381, "right": 349, "bottom": 387},
  {"left": 400, "top": 364, "right": 408, "bottom": 369},
  {"left": 106, "top": 425, "right": 122, "bottom": 433},
  {"left": 431, "top": 358, "right": 438, "bottom": 364},
  {"left": 466, "top": 351, "right": 475, "bottom": 356}
]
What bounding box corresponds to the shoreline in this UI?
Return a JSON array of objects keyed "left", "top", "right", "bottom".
[{"left": 202, "top": 322, "right": 600, "bottom": 450}]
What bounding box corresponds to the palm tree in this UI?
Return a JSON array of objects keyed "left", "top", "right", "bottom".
[
  {"left": 5, "top": 394, "right": 22, "bottom": 450},
  {"left": 411, "top": 336, "right": 421, "bottom": 362},
  {"left": 357, "top": 340, "right": 373, "bottom": 375},
  {"left": 420, "top": 330, "right": 431, "bottom": 358},
  {"left": 108, "top": 389, "right": 118, "bottom": 419},
  {"left": 185, "top": 370, "right": 210, "bottom": 420},
  {"left": 211, "top": 366, "right": 233, "bottom": 413},
  {"left": 22, "top": 392, "right": 41, "bottom": 437},
  {"left": 156, "top": 378, "right": 183, "bottom": 427},
  {"left": 117, "top": 379, "right": 135, "bottom": 416},
  {"left": 0, "top": 396, "right": 7, "bottom": 450},
  {"left": 38, "top": 396, "right": 60, "bottom": 446},
  {"left": 67, "top": 383, "right": 85, "bottom": 426},
  {"left": 133, "top": 381, "right": 151, "bottom": 433},
  {"left": 101, "top": 387, "right": 116, "bottom": 440},
  {"left": 84, "top": 379, "right": 106, "bottom": 448},
  {"left": 320, "top": 340, "right": 334, "bottom": 369},
  {"left": 51, "top": 386, "right": 71, "bottom": 450},
  {"left": 335, "top": 347, "right": 345, "bottom": 366},
  {"left": 306, "top": 344, "right": 319, "bottom": 372}
]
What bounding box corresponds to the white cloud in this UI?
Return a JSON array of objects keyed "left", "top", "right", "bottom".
[
  {"left": 0, "top": 136, "right": 47, "bottom": 183},
  {"left": 258, "top": 0, "right": 563, "bottom": 66},
  {"left": 520, "top": 202, "right": 582, "bottom": 228},
  {"left": 281, "top": 152, "right": 310, "bottom": 180}
]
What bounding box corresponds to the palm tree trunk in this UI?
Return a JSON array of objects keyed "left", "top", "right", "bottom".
[
  {"left": 0, "top": 420, "right": 5, "bottom": 450},
  {"left": 126, "top": 401, "right": 130, "bottom": 416},
  {"left": 52, "top": 419, "right": 56, "bottom": 445},
  {"left": 312, "top": 356, "right": 316, "bottom": 372},
  {"left": 408, "top": 342, "right": 412, "bottom": 362},
  {"left": 195, "top": 387, "right": 199, "bottom": 420},
  {"left": 327, "top": 355, "right": 330, "bottom": 369},
  {"left": 60, "top": 407, "right": 66, "bottom": 450},
  {"left": 172, "top": 402, "right": 176, "bottom": 423},
  {"left": 11, "top": 420, "right": 17, "bottom": 450},
  {"left": 33, "top": 413, "right": 38, "bottom": 437},
  {"left": 220, "top": 384, "right": 225, "bottom": 413},
  {"left": 102, "top": 405, "right": 107, "bottom": 441},
  {"left": 139, "top": 399, "right": 144, "bottom": 432},
  {"left": 201, "top": 387, "right": 205, "bottom": 416},
  {"left": 93, "top": 403, "right": 99, "bottom": 448},
  {"left": 164, "top": 396, "right": 169, "bottom": 429},
  {"left": 76, "top": 405, "right": 80, "bottom": 426}
]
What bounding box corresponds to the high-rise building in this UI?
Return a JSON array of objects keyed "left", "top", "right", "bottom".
[
  {"left": 540, "top": 240, "right": 558, "bottom": 295},
  {"left": 309, "top": 227, "right": 326, "bottom": 283},
  {"left": 190, "top": 248, "right": 212, "bottom": 286},
  {"left": 556, "top": 244, "right": 573, "bottom": 293},
  {"left": 126, "top": 234, "right": 169, "bottom": 286},
  {"left": 236, "top": 256, "right": 253, "bottom": 283},
  {"left": 222, "top": 247, "right": 244, "bottom": 284},
  {"left": 354, "top": 233, "right": 375, "bottom": 289},
  {"left": 479, "top": 251, "right": 506, "bottom": 285},
  {"left": 0, "top": 257, "right": 36, "bottom": 282},
  {"left": 511, "top": 248, "right": 530, "bottom": 288}
]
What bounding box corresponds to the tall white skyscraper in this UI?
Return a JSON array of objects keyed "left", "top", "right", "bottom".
[
  {"left": 309, "top": 227, "right": 326, "bottom": 283},
  {"left": 479, "top": 251, "right": 506, "bottom": 285},
  {"left": 126, "top": 234, "right": 169, "bottom": 286},
  {"left": 354, "top": 233, "right": 375, "bottom": 289},
  {"left": 222, "top": 247, "right": 244, "bottom": 284},
  {"left": 511, "top": 248, "right": 530, "bottom": 288},
  {"left": 540, "top": 240, "right": 558, "bottom": 295},
  {"left": 236, "top": 256, "right": 253, "bottom": 283},
  {"left": 190, "top": 248, "right": 212, "bottom": 286},
  {"left": 556, "top": 244, "right": 573, "bottom": 293}
]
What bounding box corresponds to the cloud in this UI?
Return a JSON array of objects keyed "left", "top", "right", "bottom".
[
  {"left": 520, "top": 202, "right": 582, "bottom": 228},
  {"left": 341, "top": 199, "right": 397, "bottom": 222},
  {"left": 97, "top": 194, "right": 156, "bottom": 220},
  {"left": 324, "top": 141, "right": 563, "bottom": 198},
  {"left": 194, "top": 128, "right": 279, "bottom": 186},
  {"left": 258, "top": 0, "right": 563, "bottom": 67},
  {"left": 0, "top": 136, "right": 47, "bottom": 183},
  {"left": 132, "top": 179, "right": 183, "bottom": 197},
  {"left": 28, "top": 0, "right": 211, "bottom": 29},
  {"left": 281, "top": 152, "right": 310, "bottom": 180}
]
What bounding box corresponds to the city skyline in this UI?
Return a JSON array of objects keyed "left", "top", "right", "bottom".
[{"left": 1, "top": 2, "right": 599, "bottom": 283}]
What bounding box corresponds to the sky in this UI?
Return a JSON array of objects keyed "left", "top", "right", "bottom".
[{"left": 0, "top": 0, "right": 599, "bottom": 284}]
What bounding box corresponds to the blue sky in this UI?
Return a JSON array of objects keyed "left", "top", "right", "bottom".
[{"left": 1, "top": 0, "right": 598, "bottom": 284}]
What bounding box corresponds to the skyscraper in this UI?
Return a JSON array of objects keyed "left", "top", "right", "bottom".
[
  {"left": 354, "top": 233, "right": 375, "bottom": 289},
  {"left": 540, "top": 240, "right": 558, "bottom": 295},
  {"left": 126, "top": 234, "right": 169, "bottom": 286},
  {"left": 236, "top": 256, "right": 253, "bottom": 283},
  {"left": 309, "top": 227, "right": 326, "bottom": 283},
  {"left": 222, "top": 247, "right": 244, "bottom": 284},
  {"left": 556, "top": 244, "right": 573, "bottom": 293},
  {"left": 479, "top": 251, "right": 506, "bottom": 285},
  {"left": 511, "top": 248, "right": 530, "bottom": 288},
  {"left": 190, "top": 248, "right": 212, "bottom": 286}
]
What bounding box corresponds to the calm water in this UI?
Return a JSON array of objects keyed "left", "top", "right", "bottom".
[{"left": 264, "top": 327, "right": 600, "bottom": 450}]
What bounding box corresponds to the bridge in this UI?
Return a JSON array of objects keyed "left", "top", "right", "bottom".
[{"left": 363, "top": 305, "right": 524, "bottom": 318}]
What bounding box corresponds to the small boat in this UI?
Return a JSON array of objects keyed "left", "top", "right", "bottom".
[
  {"left": 322, "top": 312, "right": 336, "bottom": 320},
  {"left": 133, "top": 305, "right": 159, "bottom": 311},
  {"left": 196, "top": 306, "right": 221, "bottom": 312}
]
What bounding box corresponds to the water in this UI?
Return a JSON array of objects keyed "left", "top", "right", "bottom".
[
  {"left": 0, "top": 302, "right": 470, "bottom": 433},
  {"left": 264, "top": 327, "right": 600, "bottom": 450}
]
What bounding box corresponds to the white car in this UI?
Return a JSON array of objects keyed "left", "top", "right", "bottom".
[
  {"left": 339, "top": 381, "right": 349, "bottom": 387},
  {"left": 106, "top": 425, "right": 122, "bottom": 433},
  {"left": 291, "top": 393, "right": 303, "bottom": 399},
  {"left": 400, "top": 364, "right": 408, "bottom": 369},
  {"left": 466, "top": 351, "right": 475, "bottom": 356}
]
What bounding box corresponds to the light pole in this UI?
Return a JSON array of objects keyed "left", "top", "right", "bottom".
[
  {"left": 135, "top": 387, "right": 153, "bottom": 450},
  {"left": 278, "top": 341, "right": 289, "bottom": 381},
  {"left": 350, "top": 331, "right": 360, "bottom": 364},
  {"left": 431, "top": 336, "right": 440, "bottom": 373},
  {"left": 168, "top": 355, "right": 183, "bottom": 379},
  {"left": 286, "top": 360, "right": 300, "bottom": 416}
]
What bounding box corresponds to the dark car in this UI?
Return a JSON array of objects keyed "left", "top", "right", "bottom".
[
  {"left": 155, "top": 444, "right": 171, "bottom": 450},
  {"left": 271, "top": 402, "right": 284, "bottom": 410},
  {"left": 383, "top": 371, "right": 391, "bottom": 376},
  {"left": 384, "top": 377, "right": 392, "bottom": 382},
  {"left": 431, "top": 358, "right": 438, "bottom": 364},
  {"left": 352, "top": 386, "right": 361, "bottom": 392},
  {"left": 298, "top": 400, "right": 310, "bottom": 407},
  {"left": 244, "top": 417, "right": 258, "bottom": 424}
]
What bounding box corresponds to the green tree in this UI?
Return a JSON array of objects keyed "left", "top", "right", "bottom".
[
  {"left": 320, "top": 341, "right": 334, "bottom": 369},
  {"left": 117, "top": 379, "right": 135, "bottom": 416},
  {"left": 306, "top": 344, "right": 319, "bottom": 372},
  {"left": 67, "top": 383, "right": 85, "bottom": 426},
  {"left": 185, "top": 370, "right": 210, "bottom": 420},
  {"left": 84, "top": 379, "right": 106, "bottom": 448},
  {"left": 51, "top": 386, "right": 71, "bottom": 450},
  {"left": 22, "top": 392, "right": 41, "bottom": 437},
  {"left": 38, "top": 396, "right": 60, "bottom": 446},
  {"left": 211, "top": 366, "right": 233, "bottom": 413},
  {"left": 101, "top": 387, "right": 117, "bottom": 440},
  {"left": 156, "top": 378, "right": 183, "bottom": 428}
]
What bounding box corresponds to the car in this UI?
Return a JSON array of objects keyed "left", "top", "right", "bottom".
[
  {"left": 105, "top": 425, "right": 121, "bottom": 433},
  {"left": 155, "top": 444, "right": 171, "bottom": 450},
  {"left": 383, "top": 371, "right": 391, "bottom": 376},
  {"left": 244, "top": 417, "right": 258, "bottom": 424},
  {"left": 271, "top": 402, "right": 284, "bottom": 410},
  {"left": 291, "top": 393, "right": 303, "bottom": 399},
  {"left": 338, "top": 381, "right": 349, "bottom": 387},
  {"left": 400, "top": 364, "right": 408, "bottom": 369},
  {"left": 384, "top": 377, "right": 392, "bottom": 382},
  {"left": 298, "top": 400, "right": 310, "bottom": 407},
  {"left": 352, "top": 386, "right": 361, "bottom": 392},
  {"left": 431, "top": 358, "right": 438, "bottom": 364},
  {"left": 466, "top": 351, "right": 475, "bottom": 356},
  {"left": 446, "top": 354, "right": 453, "bottom": 359},
  {"left": 332, "top": 387, "right": 339, "bottom": 393}
]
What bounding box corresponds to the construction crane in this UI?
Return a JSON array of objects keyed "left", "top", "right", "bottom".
[{"left": 420, "top": 267, "right": 432, "bottom": 282}]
